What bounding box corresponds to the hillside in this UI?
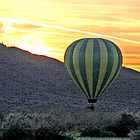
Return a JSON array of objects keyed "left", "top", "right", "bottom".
[{"left": 0, "top": 44, "right": 140, "bottom": 113}]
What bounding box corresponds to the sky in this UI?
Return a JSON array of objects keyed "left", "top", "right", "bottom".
[{"left": 0, "top": 0, "right": 140, "bottom": 72}]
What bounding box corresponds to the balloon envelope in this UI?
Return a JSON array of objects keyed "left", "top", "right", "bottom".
[{"left": 64, "top": 38, "right": 122, "bottom": 102}]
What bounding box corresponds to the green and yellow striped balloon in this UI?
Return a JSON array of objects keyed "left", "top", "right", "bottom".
[{"left": 64, "top": 38, "right": 122, "bottom": 103}]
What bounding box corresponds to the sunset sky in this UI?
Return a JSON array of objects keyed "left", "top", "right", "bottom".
[{"left": 0, "top": 0, "right": 140, "bottom": 72}]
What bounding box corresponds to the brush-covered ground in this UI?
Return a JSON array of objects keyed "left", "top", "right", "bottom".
[
  {"left": 0, "top": 44, "right": 140, "bottom": 139},
  {"left": 0, "top": 43, "right": 140, "bottom": 114},
  {"left": 0, "top": 107, "right": 140, "bottom": 140}
]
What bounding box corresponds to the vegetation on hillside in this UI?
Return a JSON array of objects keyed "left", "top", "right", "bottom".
[{"left": 0, "top": 108, "right": 140, "bottom": 140}]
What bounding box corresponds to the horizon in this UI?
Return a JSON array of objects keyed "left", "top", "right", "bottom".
[
  {"left": 0, "top": 0, "right": 140, "bottom": 72},
  {"left": 0, "top": 42, "right": 139, "bottom": 73}
]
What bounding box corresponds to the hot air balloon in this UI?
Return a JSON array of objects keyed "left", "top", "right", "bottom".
[{"left": 64, "top": 38, "right": 122, "bottom": 108}]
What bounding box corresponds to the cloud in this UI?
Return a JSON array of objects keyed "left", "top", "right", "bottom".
[
  {"left": 0, "top": 23, "right": 4, "bottom": 34},
  {"left": 12, "top": 23, "right": 40, "bottom": 29},
  {"left": 1, "top": 17, "right": 140, "bottom": 45}
]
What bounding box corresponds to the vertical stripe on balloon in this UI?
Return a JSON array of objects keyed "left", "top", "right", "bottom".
[
  {"left": 85, "top": 39, "right": 94, "bottom": 98},
  {"left": 92, "top": 39, "right": 100, "bottom": 98},
  {"left": 98, "top": 41, "right": 118, "bottom": 96},
  {"left": 78, "top": 39, "right": 91, "bottom": 97},
  {"left": 73, "top": 39, "right": 90, "bottom": 98},
  {"left": 94, "top": 39, "right": 108, "bottom": 98},
  {"left": 65, "top": 39, "right": 87, "bottom": 96},
  {"left": 96, "top": 39, "right": 114, "bottom": 97},
  {"left": 97, "top": 40, "right": 122, "bottom": 97}
]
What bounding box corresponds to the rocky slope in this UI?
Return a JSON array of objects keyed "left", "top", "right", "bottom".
[{"left": 0, "top": 44, "right": 139, "bottom": 113}]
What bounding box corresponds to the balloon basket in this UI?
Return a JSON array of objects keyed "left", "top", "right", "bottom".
[{"left": 88, "top": 98, "right": 97, "bottom": 103}]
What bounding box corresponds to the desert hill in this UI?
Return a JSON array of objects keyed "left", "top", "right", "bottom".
[{"left": 0, "top": 43, "right": 139, "bottom": 113}]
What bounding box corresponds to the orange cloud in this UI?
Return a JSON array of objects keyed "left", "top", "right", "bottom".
[{"left": 12, "top": 23, "right": 40, "bottom": 30}]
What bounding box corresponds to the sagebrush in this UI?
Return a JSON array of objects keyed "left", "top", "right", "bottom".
[{"left": 0, "top": 107, "right": 139, "bottom": 139}]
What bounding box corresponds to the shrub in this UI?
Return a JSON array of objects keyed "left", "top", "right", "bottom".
[
  {"left": 129, "top": 129, "right": 140, "bottom": 140},
  {"left": 0, "top": 113, "right": 33, "bottom": 140},
  {"left": 34, "top": 126, "right": 75, "bottom": 140},
  {"left": 105, "top": 113, "right": 138, "bottom": 137},
  {"left": 0, "top": 112, "right": 75, "bottom": 140},
  {"left": 0, "top": 125, "right": 75, "bottom": 140},
  {"left": 0, "top": 124, "right": 32, "bottom": 140},
  {"left": 80, "top": 127, "right": 116, "bottom": 137},
  {"left": 0, "top": 113, "right": 4, "bottom": 121}
]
